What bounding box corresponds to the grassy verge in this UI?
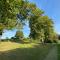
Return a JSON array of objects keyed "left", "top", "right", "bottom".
[
  {"left": 0, "top": 41, "right": 54, "bottom": 60},
  {"left": 57, "top": 44, "right": 60, "bottom": 60}
]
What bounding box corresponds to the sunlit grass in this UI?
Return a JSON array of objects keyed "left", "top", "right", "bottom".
[{"left": 0, "top": 41, "right": 38, "bottom": 51}]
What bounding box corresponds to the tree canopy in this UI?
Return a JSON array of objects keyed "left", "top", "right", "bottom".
[
  {"left": 0, "top": 0, "right": 57, "bottom": 43},
  {"left": 0, "top": 0, "right": 29, "bottom": 34}
]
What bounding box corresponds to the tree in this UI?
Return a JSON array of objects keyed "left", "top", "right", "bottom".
[
  {"left": 29, "top": 8, "right": 44, "bottom": 40},
  {"left": 40, "top": 16, "right": 54, "bottom": 43},
  {"left": 0, "top": 0, "right": 29, "bottom": 35},
  {"left": 15, "top": 31, "right": 24, "bottom": 41},
  {"left": 58, "top": 34, "right": 60, "bottom": 40},
  {"left": 29, "top": 9, "right": 55, "bottom": 43},
  {"left": 0, "top": 23, "right": 5, "bottom": 35}
]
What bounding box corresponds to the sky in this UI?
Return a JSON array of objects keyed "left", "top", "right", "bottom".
[
  {"left": 1, "top": 29, "right": 17, "bottom": 39},
  {"left": 1, "top": 0, "right": 60, "bottom": 39}
]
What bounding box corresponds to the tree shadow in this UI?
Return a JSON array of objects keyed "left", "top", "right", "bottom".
[{"left": 0, "top": 44, "right": 53, "bottom": 60}]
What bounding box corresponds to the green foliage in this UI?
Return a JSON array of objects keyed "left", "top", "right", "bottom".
[
  {"left": 0, "top": 0, "right": 58, "bottom": 43},
  {"left": 0, "top": 0, "right": 29, "bottom": 34},
  {"left": 15, "top": 31, "right": 24, "bottom": 41},
  {"left": 29, "top": 4, "right": 56, "bottom": 43},
  {"left": 15, "top": 31, "right": 24, "bottom": 38}
]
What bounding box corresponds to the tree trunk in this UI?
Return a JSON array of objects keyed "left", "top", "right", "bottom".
[{"left": 0, "top": 30, "right": 2, "bottom": 35}]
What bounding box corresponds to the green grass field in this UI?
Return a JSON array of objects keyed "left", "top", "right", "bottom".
[{"left": 0, "top": 41, "right": 54, "bottom": 60}]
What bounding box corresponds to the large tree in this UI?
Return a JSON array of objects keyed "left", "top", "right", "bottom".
[
  {"left": 29, "top": 8, "right": 55, "bottom": 42},
  {"left": 0, "top": 0, "right": 29, "bottom": 35}
]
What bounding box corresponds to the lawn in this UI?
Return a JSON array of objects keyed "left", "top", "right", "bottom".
[{"left": 0, "top": 41, "right": 54, "bottom": 60}]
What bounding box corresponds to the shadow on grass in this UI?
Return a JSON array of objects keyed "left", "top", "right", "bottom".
[{"left": 0, "top": 44, "right": 53, "bottom": 60}]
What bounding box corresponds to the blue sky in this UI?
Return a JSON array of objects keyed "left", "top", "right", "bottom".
[
  {"left": 1, "top": 0, "right": 60, "bottom": 38},
  {"left": 1, "top": 29, "right": 17, "bottom": 39}
]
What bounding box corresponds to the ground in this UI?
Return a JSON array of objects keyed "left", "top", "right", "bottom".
[
  {"left": 0, "top": 41, "right": 58, "bottom": 60},
  {"left": 57, "top": 44, "right": 60, "bottom": 60},
  {"left": 44, "top": 45, "right": 57, "bottom": 60}
]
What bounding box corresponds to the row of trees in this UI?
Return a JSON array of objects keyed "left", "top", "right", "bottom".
[{"left": 0, "top": 0, "right": 58, "bottom": 43}]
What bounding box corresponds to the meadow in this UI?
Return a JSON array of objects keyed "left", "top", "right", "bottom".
[{"left": 0, "top": 41, "right": 54, "bottom": 60}]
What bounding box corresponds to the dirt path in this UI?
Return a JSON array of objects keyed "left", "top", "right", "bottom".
[{"left": 44, "top": 45, "right": 57, "bottom": 60}]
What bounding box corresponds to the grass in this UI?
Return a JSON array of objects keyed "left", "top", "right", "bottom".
[
  {"left": 57, "top": 44, "right": 60, "bottom": 60},
  {"left": 0, "top": 41, "right": 54, "bottom": 60},
  {"left": 0, "top": 42, "right": 37, "bottom": 51}
]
